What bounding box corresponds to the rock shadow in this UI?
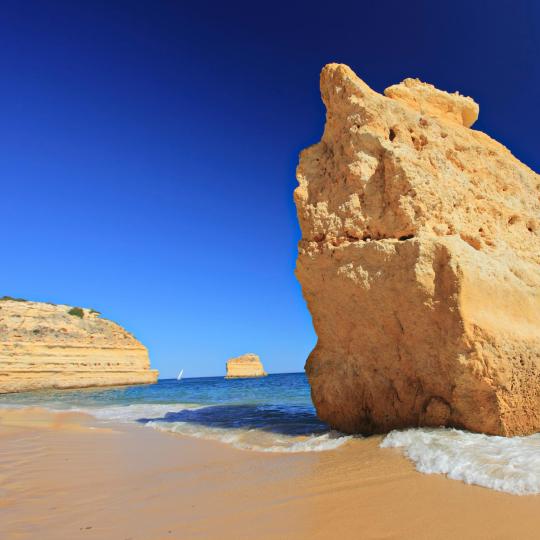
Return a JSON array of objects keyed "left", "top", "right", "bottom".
[{"left": 137, "top": 403, "right": 330, "bottom": 437}]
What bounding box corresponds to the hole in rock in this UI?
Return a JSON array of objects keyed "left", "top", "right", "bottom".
[
  {"left": 398, "top": 234, "right": 415, "bottom": 241},
  {"left": 389, "top": 128, "right": 396, "bottom": 141},
  {"left": 526, "top": 219, "right": 538, "bottom": 233}
]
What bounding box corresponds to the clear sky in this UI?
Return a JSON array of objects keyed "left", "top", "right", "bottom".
[{"left": 1, "top": 1, "right": 538, "bottom": 377}]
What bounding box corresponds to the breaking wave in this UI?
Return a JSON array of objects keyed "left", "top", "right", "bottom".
[
  {"left": 82, "top": 403, "right": 204, "bottom": 423},
  {"left": 135, "top": 403, "right": 352, "bottom": 453},
  {"left": 81, "top": 402, "right": 352, "bottom": 452},
  {"left": 148, "top": 420, "right": 351, "bottom": 452},
  {"left": 381, "top": 428, "right": 540, "bottom": 495}
]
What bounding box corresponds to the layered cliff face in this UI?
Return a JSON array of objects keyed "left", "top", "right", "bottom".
[
  {"left": 225, "top": 353, "right": 267, "bottom": 379},
  {"left": 295, "top": 64, "right": 540, "bottom": 436},
  {"left": 0, "top": 299, "right": 158, "bottom": 393}
]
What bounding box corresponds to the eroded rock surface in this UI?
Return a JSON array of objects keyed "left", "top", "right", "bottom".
[
  {"left": 0, "top": 299, "right": 158, "bottom": 393},
  {"left": 294, "top": 64, "right": 540, "bottom": 436},
  {"left": 225, "top": 353, "right": 267, "bottom": 379}
]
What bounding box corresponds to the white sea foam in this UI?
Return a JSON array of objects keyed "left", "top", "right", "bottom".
[
  {"left": 78, "top": 403, "right": 204, "bottom": 423},
  {"left": 147, "top": 420, "right": 352, "bottom": 453},
  {"left": 381, "top": 428, "right": 540, "bottom": 495},
  {"left": 262, "top": 432, "right": 353, "bottom": 453}
]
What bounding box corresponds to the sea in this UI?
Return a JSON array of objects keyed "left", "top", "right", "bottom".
[{"left": 1, "top": 372, "right": 539, "bottom": 496}]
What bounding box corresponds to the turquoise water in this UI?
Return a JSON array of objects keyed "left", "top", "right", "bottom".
[{"left": 0, "top": 373, "right": 351, "bottom": 452}]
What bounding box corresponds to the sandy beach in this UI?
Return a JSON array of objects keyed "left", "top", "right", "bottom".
[{"left": 1, "top": 408, "right": 538, "bottom": 540}]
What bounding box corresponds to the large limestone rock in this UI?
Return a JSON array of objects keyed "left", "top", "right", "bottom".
[
  {"left": 225, "top": 353, "right": 267, "bottom": 379},
  {"left": 0, "top": 298, "right": 158, "bottom": 393},
  {"left": 294, "top": 64, "right": 540, "bottom": 436}
]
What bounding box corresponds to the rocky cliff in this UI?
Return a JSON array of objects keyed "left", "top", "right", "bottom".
[
  {"left": 0, "top": 298, "right": 158, "bottom": 393},
  {"left": 225, "top": 353, "right": 267, "bottom": 379},
  {"left": 295, "top": 64, "right": 540, "bottom": 436}
]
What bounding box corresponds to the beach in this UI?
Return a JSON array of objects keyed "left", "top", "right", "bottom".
[
  {"left": 2, "top": 3, "right": 538, "bottom": 539},
  {"left": 2, "top": 407, "right": 539, "bottom": 540}
]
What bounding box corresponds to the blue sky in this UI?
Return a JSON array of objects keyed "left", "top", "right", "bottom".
[{"left": 1, "top": 1, "right": 538, "bottom": 377}]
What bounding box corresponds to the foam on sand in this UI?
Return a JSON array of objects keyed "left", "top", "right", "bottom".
[
  {"left": 82, "top": 403, "right": 204, "bottom": 423},
  {"left": 381, "top": 428, "right": 540, "bottom": 495},
  {"left": 147, "top": 420, "right": 352, "bottom": 453}
]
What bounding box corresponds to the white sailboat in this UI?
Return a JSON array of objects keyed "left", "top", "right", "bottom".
[{"left": 177, "top": 369, "right": 184, "bottom": 381}]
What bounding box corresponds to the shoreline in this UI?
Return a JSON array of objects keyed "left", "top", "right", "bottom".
[{"left": 1, "top": 407, "right": 539, "bottom": 540}]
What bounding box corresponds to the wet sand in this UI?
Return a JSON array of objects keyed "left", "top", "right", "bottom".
[{"left": 1, "top": 408, "right": 539, "bottom": 539}]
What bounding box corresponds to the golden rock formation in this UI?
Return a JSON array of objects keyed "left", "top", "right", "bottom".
[
  {"left": 0, "top": 298, "right": 158, "bottom": 393},
  {"left": 225, "top": 353, "right": 267, "bottom": 379},
  {"left": 294, "top": 64, "right": 540, "bottom": 436}
]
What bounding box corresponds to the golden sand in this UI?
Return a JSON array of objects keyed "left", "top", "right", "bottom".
[{"left": 1, "top": 408, "right": 539, "bottom": 539}]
